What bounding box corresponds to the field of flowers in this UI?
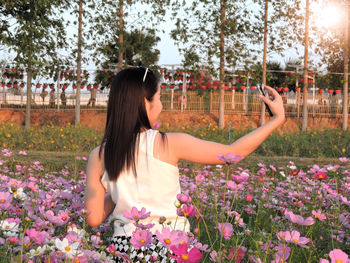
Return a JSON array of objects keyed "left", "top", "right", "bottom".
[
  {"left": 0, "top": 123, "right": 350, "bottom": 158},
  {"left": 0, "top": 147, "right": 349, "bottom": 262}
]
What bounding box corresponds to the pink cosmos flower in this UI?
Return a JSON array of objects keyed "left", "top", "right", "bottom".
[
  {"left": 25, "top": 229, "right": 49, "bottom": 245},
  {"left": 227, "top": 180, "right": 237, "bottom": 190},
  {"left": 130, "top": 229, "right": 153, "bottom": 249},
  {"left": 177, "top": 204, "right": 196, "bottom": 218},
  {"left": 123, "top": 207, "right": 151, "bottom": 221},
  {"left": 155, "top": 227, "right": 182, "bottom": 249},
  {"left": 312, "top": 209, "right": 326, "bottom": 221},
  {"left": 177, "top": 193, "right": 192, "bottom": 203},
  {"left": 217, "top": 153, "right": 243, "bottom": 164},
  {"left": 284, "top": 210, "right": 315, "bottom": 226},
  {"left": 277, "top": 230, "right": 309, "bottom": 248},
  {"left": 218, "top": 222, "right": 233, "bottom": 240},
  {"left": 106, "top": 244, "right": 116, "bottom": 253},
  {"left": 313, "top": 171, "right": 328, "bottom": 180},
  {"left": 231, "top": 172, "right": 250, "bottom": 183},
  {"left": 227, "top": 246, "right": 246, "bottom": 263},
  {"left": 0, "top": 191, "right": 12, "bottom": 209},
  {"left": 152, "top": 122, "right": 160, "bottom": 129},
  {"left": 271, "top": 244, "right": 291, "bottom": 263},
  {"left": 18, "top": 151, "right": 27, "bottom": 155},
  {"left": 55, "top": 211, "right": 70, "bottom": 226},
  {"left": 329, "top": 249, "right": 349, "bottom": 263},
  {"left": 169, "top": 243, "right": 202, "bottom": 263},
  {"left": 339, "top": 157, "right": 349, "bottom": 162}
]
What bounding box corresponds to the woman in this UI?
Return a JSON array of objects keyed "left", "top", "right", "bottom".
[{"left": 84, "top": 67, "right": 285, "bottom": 262}]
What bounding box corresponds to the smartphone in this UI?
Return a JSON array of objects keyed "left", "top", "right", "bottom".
[{"left": 256, "top": 84, "right": 273, "bottom": 117}]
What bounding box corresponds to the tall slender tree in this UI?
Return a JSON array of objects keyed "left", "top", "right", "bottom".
[
  {"left": 171, "top": 0, "right": 263, "bottom": 129},
  {"left": 261, "top": 0, "right": 269, "bottom": 126},
  {"left": 302, "top": 0, "right": 310, "bottom": 131},
  {"left": 0, "top": 0, "right": 69, "bottom": 129},
  {"left": 89, "top": 0, "right": 171, "bottom": 70}
]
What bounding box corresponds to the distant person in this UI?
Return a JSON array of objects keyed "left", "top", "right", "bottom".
[
  {"left": 40, "top": 89, "right": 48, "bottom": 105},
  {"left": 177, "top": 94, "right": 187, "bottom": 109},
  {"left": 60, "top": 89, "right": 67, "bottom": 108},
  {"left": 84, "top": 67, "right": 285, "bottom": 262},
  {"left": 49, "top": 89, "right": 55, "bottom": 108},
  {"left": 87, "top": 87, "right": 97, "bottom": 108}
]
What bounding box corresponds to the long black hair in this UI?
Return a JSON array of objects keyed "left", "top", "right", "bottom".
[{"left": 99, "top": 67, "right": 159, "bottom": 181}]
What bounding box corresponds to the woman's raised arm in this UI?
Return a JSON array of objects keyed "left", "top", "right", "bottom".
[{"left": 165, "top": 86, "right": 285, "bottom": 165}]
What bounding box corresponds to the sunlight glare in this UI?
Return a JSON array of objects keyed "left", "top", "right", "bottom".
[{"left": 313, "top": 3, "right": 343, "bottom": 29}]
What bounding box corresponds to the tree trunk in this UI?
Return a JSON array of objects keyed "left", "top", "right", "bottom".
[
  {"left": 343, "top": 0, "right": 349, "bottom": 131},
  {"left": 118, "top": 0, "right": 124, "bottom": 71},
  {"left": 218, "top": 0, "right": 226, "bottom": 129},
  {"left": 260, "top": 0, "right": 268, "bottom": 126},
  {"left": 302, "top": 0, "right": 309, "bottom": 131},
  {"left": 25, "top": 19, "right": 34, "bottom": 130},
  {"left": 75, "top": 0, "right": 83, "bottom": 128}
]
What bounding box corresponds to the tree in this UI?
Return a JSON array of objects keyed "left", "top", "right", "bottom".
[
  {"left": 171, "top": 0, "right": 264, "bottom": 128},
  {"left": 94, "top": 29, "right": 161, "bottom": 88},
  {"left": 89, "top": 0, "right": 170, "bottom": 71},
  {"left": 0, "top": 0, "right": 69, "bottom": 129}
]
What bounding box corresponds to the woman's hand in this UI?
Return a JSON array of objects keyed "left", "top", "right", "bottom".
[{"left": 259, "top": 86, "right": 285, "bottom": 121}]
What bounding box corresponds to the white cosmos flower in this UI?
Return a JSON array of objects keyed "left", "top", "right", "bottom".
[
  {"left": 99, "top": 251, "right": 114, "bottom": 262},
  {"left": 288, "top": 165, "right": 297, "bottom": 170},
  {"left": 279, "top": 171, "right": 286, "bottom": 177},
  {"left": 9, "top": 187, "right": 27, "bottom": 200},
  {"left": 0, "top": 220, "right": 19, "bottom": 233},
  {"left": 28, "top": 246, "right": 46, "bottom": 258},
  {"left": 67, "top": 226, "right": 86, "bottom": 238},
  {"left": 55, "top": 238, "right": 81, "bottom": 259}
]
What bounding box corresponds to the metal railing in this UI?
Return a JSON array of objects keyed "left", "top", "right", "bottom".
[{"left": 0, "top": 89, "right": 349, "bottom": 117}]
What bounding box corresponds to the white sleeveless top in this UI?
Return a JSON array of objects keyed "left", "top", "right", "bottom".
[{"left": 101, "top": 129, "right": 190, "bottom": 237}]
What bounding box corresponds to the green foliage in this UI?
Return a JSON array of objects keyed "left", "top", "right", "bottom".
[
  {"left": 0, "top": 123, "right": 349, "bottom": 158},
  {"left": 0, "top": 0, "right": 70, "bottom": 71}
]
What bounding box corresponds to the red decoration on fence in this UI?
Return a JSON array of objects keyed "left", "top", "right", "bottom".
[
  {"left": 72, "top": 85, "right": 77, "bottom": 89},
  {"left": 224, "top": 86, "right": 230, "bottom": 91},
  {"left": 335, "top": 89, "right": 341, "bottom": 94},
  {"left": 200, "top": 85, "right": 207, "bottom": 90},
  {"left": 36, "top": 84, "right": 41, "bottom": 89},
  {"left": 283, "top": 87, "right": 289, "bottom": 92},
  {"left": 50, "top": 84, "right": 55, "bottom": 89},
  {"left": 296, "top": 88, "right": 301, "bottom": 92},
  {"left": 241, "top": 86, "right": 246, "bottom": 91},
  {"left": 328, "top": 89, "right": 334, "bottom": 94},
  {"left": 94, "top": 84, "right": 99, "bottom": 89},
  {"left": 232, "top": 86, "right": 236, "bottom": 90},
  {"left": 13, "top": 84, "right": 18, "bottom": 88},
  {"left": 20, "top": 83, "right": 24, "bottom": 88},
  {"left": 277, "top": 88, "right": 282, "bottom": 92},
  {"left": 169, "top": 85, "right": 174, "bottom": 89},
  {"left": 318, "top": 89, "right": 324, "bottom": 94},
  {"left": 160, "top": 85, "right": 166, "bottom": 89},
  {"left": 250, "top": 86, "right": 255, "bottom": 90}
]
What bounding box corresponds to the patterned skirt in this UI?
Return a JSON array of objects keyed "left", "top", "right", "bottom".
[{"left": 111, "top": 235, "right": 176, "bottom": 263}]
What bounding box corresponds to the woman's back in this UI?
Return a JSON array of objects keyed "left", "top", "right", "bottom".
[{"left": 101, "top": 129, "right": 189, "bottom": 236}]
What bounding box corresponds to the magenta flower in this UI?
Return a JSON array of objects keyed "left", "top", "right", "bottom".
[
  {"left": 0, "top": 191, "right": 12, "bottom": 209},
  {"left": 329, "top": 249, "right": 349, "bottom": 263},
  {"left": 312, "top": 209, "right": 326, "bottom": 221},
  {"left": 284, "top": 210, "right": 315, "bottom": 226},
  {"left": 177, "top": 204, "right": 196, "bottom": 218},
  {"left": 55, "top": 211, "right": 70, "bottom": 226},
  {"left": 130, "top": 229, "right": 153, "bottom": 249},
  {"left": 218, "top": 222, "right": 234, "bottom": 240},
  {"left": 245, "top": 194, "right": 253, "bottom": 202},
  {"left": 177, "top": 193, "right": 192, "bottom": 203},
  {"left": 313, "top": 171, "right": 328, "bottom": 180},
  {"left": 169, "top": 243, "right": 202, "bottom": 263},
  {"left": 227, "top": 246, "right": 246, "bottom": 262},
  {"left": 155, "top": 227, "right": 182, "bottom": 249},
  {"left": 123, "top": 207, "right": 151, "bottom": 221},
  {"left": 217, "top": 153, "right": 243, "bottom": 164}
]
